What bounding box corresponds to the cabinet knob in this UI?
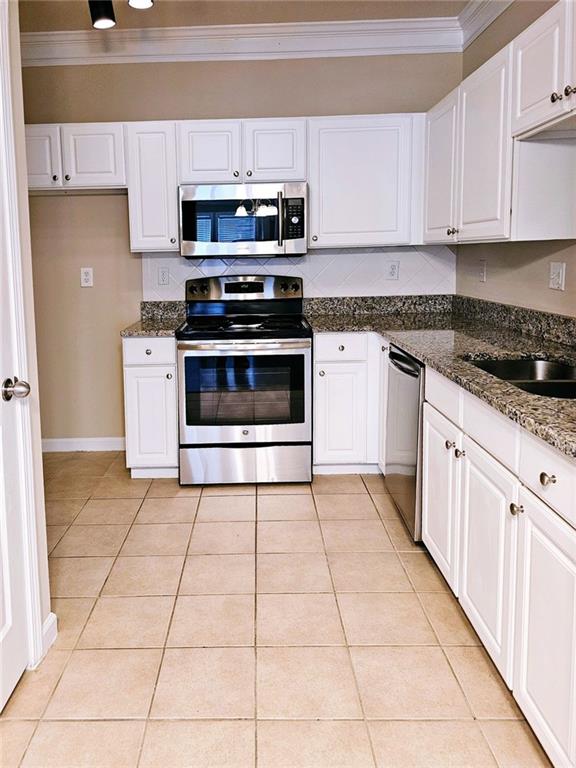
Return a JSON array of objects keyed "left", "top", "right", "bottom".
[
  {"left": 64, "top": 174, "right": 71, "bottom": 181},
  {"left": 445, "top": 440, "right": 455, "bottom": 450},
  {"left": 246, "top": 170, "right": 253, "bottom": 177},
  {"left": 166, "top": 373, "right": 173, "bottom": 380},
  {"left": 52, "top": 174, "right": 58, "bottom": 182},
  {"left": 145, "top": 349, "right": 152, "bottom": 356},
  {"left": 509, "top": 502, "right": 524, "bottom": 516},
  {"left": 446, "top": 228, "right": 453, "bottom": 236},
  {"left": 242, "top": 429, "right": 249, "bottom": 435},
  {"left": 454, "top": 448, "right": 465, "bottom": 458},
  {"left": 338, "top": 345, "right": 345, "bottom": 352},
  {"left": 381, "top": 345, "right": 388, "bottom": 352},
  {"left": 312, "top": 235, "right": 318, "bottom": 242},
  {"left": 318, "top": 370, "right": 325, "bottom": 377},
  {"left": 539, "top": 471, "right": 557, "bottom": 487},
  {"left": 550, "top": 91, "right": 563, "bottom": 103},
  {"left": 170, "top": 237, "right": 176, "bottom": 244},
  {"left": 564, "top": 84, "right": 576, "bottom": 97},
  {"left": 233, "top": 170, "right": 240, "bottom": 178}
]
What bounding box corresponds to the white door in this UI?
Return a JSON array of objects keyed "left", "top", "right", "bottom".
[
  {"left": 514, "top": 487, "right": 576, "bottom": 768},
  {"left": 459, "top": 437, "right": 520, "bottom": 686},
  {"left": 60, "top": 123, "right": 126, "bottom": 187},
  {"left": 242, "top": 119, "right": 307, "bottom": 181},
  {"left": 511, "top": 1, "right": 571, "bottom": 135},
  {"left": 124, "top": 366, "right": 178, "bottom": 468},
  {"left": 177, "top": 120, "right": 242, "bottom": 183},
  {"left": 421, "top": 403, "right": 461, "bottom": 593},
  {"left": 126, "top": 122, "right": 179, "bottom": 252},
  {"left": 308, "top": 115, "right": 413, "bottom": 247},
  {"left": 458, "top": 45, "right": 513, "bottom": 241},
  {"left": 1, "top": 0, "right": 47, "bottom": 709},
  {"left": 313, "top": 362, "right": 367, "bottom": 465},
  {"left": 423, "top": 88, "right": 459, "bottom": 243},
  {"left": 24, "top": 124, "right": 62, "bottom": 188}
]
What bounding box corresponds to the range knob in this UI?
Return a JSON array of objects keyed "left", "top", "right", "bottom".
[
  {"left": 200, "top": 284, "right": 209, "bottom": 294},
  {"left": 291, "top": 282, "right": 299, "bottom": 292},
  {"left": 189, "top": 285, "right": 198, "bottom": 295},
  {"left": 280, "top": 282, "right": 288, "bottom": 292}
]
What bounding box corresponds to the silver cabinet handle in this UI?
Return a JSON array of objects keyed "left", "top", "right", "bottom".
[
  {"left": 445, "top": 440, "right": 455, "bottom": 450},
  {"left": 509, "top": 502, "right": 524, "bottom": 516},
  {"left": 312, "top": 235, "right": 318, "bottom": 242},
  {"left": 64, "top": 174, "right": 71, "bottom": 181},
  {"left": 338, "top": 345, "right": 345, "bottom": 351},
  {"left": 550, "top": 92, "right": 563, "bottom": 103},
  {"left": 2, "top": 377, "right": 31, "bottom": 402},
  {"left": 246, "top": 170, "right": 253, "bottom": 177},
  {"left": 454, "top": 448, "right": 466, "bottom": 458},
  {"left": 52, "top": 174, "right": 59, "bottom": 182},
  {"left": 166, "top": 373, "right": 173, "bottom": 380},
  {"left": 170, "top": 237, "right": 176, "bottom": 244},
  {"left": 319, "top": 370, "right": 325, "bottom": 377},
  {"left": 233, "top": 170, "right": 240, "bottom": 177},
  {"left": 145, "top": 349, "right": 152, "bottom": 356},
  {"left": 564, "top": 85, "right": 576, "bottom": 97},
  {"left": 539, "top": 472, "right": 557, "bottom": 487}
]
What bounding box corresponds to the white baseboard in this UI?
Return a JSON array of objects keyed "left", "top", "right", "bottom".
[
  {"left": 42, "top": 437, "right": 126, "bottom": 453},
  {"left": 130, "top": 467, "right": 179, "bottom": 479},
  {"left": 28, "top": 612, "right": 57, "bottom": 669},
  {"left": 313, "top": 463, "right": 381, "bottom": 475}
]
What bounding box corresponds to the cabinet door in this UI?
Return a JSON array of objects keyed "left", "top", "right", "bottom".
[
  {"left": 177, "top": 120, "right": 241, "bottom": 183},
  {"left": 124, "top": 365, "right": 178, "bottom": 468},
  {"left": 308, "top": 115, "right": 413, "bottom": 247},
  {"left": 313, "top": 362, "right": 367, "bottom": 465},
  {"left": 514, "top": 487, "right": 576, "bottom": 768},
  {"left": 60, "top": 123, "right": 126, "bottom": 187},
  {"left": 459, "top": 437, "right": 520, "bottom": 686},
  {"left": 25, "top": 124, "right": 62, "bottom": 188},
  {"left": 242, "top": 119, "right": 306, "bottom": 181},
  {"left": 126, "top": 122, "right": 179, "bottom": 252},
  {"left": 421, "top": 403, "right": 461, "bottom": 593},
  {"left": 423, "top": 89, "right": 459, "bottom": 243},
  {"left": 458, "top": 45, "right": 513, "bottom": 241},
  {"left": 511, "top": 1, "right": 571, "bottom": 135}
]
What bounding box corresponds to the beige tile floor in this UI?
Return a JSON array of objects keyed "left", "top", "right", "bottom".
[{"left": 0, "top": 451, "right": 553, "bottom": 768}]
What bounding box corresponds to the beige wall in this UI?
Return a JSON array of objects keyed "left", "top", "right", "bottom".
[{"left": 30, "top": 195, "right": 142, "bottom": 438}]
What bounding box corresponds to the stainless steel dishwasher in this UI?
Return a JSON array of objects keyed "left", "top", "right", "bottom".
[{"left": 384, "top": 345, "right": 424, "bottom": 541}]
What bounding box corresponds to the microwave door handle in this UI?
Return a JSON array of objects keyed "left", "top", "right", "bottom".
[{"left": 277, "top": 191, "right": 284, "bottom": 248}]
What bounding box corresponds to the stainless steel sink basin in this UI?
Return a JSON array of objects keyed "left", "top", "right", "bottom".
[{"left": 468, "top": 358, "right": 576, "bottom": 399}]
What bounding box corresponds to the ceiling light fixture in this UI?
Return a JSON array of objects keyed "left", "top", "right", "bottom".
[
  {"left": 128, "top": 0, "right": 154, "bottom": 8},
  {"left": 89, "top": 0, "right": 116, "bottom": 29}
]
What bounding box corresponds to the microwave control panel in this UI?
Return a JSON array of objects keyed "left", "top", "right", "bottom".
[{"left": 285, "top": 198, "right": 305, "bottom": 240}]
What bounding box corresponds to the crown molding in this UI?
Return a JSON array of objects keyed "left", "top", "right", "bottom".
[{"left": 19, "top": 1, "right": 512, "bottom": 68}]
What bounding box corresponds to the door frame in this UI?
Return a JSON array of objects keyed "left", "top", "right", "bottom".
[{"left": 1, "top": 0, "right": 55, "bottom": 674}]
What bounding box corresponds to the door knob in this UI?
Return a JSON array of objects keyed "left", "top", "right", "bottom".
[{"left": 2, "top": 377, "right": 31, "bottom": 402}]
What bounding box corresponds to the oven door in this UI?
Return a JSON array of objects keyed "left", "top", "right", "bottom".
[{"left": 177, "top": 339, "right": 311, "bottom": 445}]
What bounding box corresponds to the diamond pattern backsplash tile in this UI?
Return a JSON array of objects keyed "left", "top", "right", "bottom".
[{"left": 142, "top": 246, "right": 456, "bottom": 301}]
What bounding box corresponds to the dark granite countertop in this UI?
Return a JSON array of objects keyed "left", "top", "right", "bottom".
[{"left": 120, "top": 320, "right": 181, "bottom": 338}]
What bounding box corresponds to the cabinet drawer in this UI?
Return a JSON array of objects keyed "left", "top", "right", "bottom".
[
  {"left": 123, "top": 337, "right": 176, "bottom": 366},
  {"left": 519, "top": 432, "right": 576, "bottom": 528},
  {"left": 425, "top": 369, "right": 463, "bottom": 427},
  {"left": 314, "top": 333, "right": 368, "bottom": 362},
  {"left": 462, "top": 391, "right": 520, "bottom": 474}
]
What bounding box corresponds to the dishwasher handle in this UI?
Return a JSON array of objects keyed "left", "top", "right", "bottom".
[{"left": 389, "top": 347, "right": 422, "bottom": 379}]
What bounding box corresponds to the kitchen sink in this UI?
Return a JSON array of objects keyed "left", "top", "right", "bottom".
[{"left": 468, "top": 358, "right": 576, "bottom": 399}]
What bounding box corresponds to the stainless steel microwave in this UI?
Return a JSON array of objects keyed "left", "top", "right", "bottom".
[{"left": 179, "top": 182, "right": 308, "bottom": 259}]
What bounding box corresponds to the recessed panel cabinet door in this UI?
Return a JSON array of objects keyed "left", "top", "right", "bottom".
[
  {"left": 177, "top": 120, "right": 242, "bottom": 183},
  {"left": 511, "top": 1, "right": 571, "bottom": 135},
  {"left": 423, "top": 89, "right": 459, "bottom": 243},
  {"left": 242, "top": 119, "right": 306, "bottom": 181},
  {"left": 60, "top": 123, "right": 126, "bottom": 187},
  {"left": 308, "top": 116, "right": 412, "bottom": 247},
  {"left": 459, "top": 437, "right": 520, "bottom": 686},
  {"left": 124, "top": 365, "right": 178, "bottom": 468},
  {"left": 313, "top": 362, "right": 367, "bottom": 464},
  {"left": 421, "top": 403, "right": 461, "bottom": 594},
  {"left": 514, "top": 487, "right": 576, "bottom": 768},
  {"left": 458, "top": 45, "right": 513, "bottom": 241},
  {"left": 126, "top": 122, "right": 179, "bottom": 252},
  {"left": 25, "top": 124, "right": 62, "bottom": 188}
]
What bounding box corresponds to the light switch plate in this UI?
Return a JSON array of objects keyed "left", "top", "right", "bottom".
[
  {"left": 549, "top": 262, "right": 566, "bottom": 291},
  {"left": 80, "top": 267, "right": 93, "bottom": 288}
]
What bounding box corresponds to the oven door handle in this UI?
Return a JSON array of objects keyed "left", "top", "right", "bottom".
[
  {"left": 177, "top": 339, "right": 311, "bottom": 352},
  {"left": 277, "top": 191, "right": 284, "bottom": 248}
]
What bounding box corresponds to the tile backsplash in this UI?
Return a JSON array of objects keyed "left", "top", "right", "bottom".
[{"left": 142, "top": 246, "right": 456, "bottom": 301}]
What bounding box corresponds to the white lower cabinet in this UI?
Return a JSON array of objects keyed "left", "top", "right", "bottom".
[
  {"left": 421, "top": 403, "right": 462, "bottom": 593},
  {"left": 514, "top": 487, "right": 576, "bottom": 768},
  {"left": 459, "top": 436, "right": 519, "bottom": 685}
]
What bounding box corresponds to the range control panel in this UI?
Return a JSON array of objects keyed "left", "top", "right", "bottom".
[{"left": 285, "top": 198, "right": 305, "bottom": 240}]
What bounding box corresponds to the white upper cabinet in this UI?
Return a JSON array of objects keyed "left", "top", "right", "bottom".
[
  {"left": 458, "top": 45, "right": 513, "bottom": 241},
  {"left": 177, "top": 120, "right": 242, "bottom": 184},
  {"left": 511, "top": 0, "right": 573, "bottom": 135},
  {"left": 60, "top": 123, "right": 126, "bottom": 187},
  {"left": 308, "top": 115, "right": 415, "bottom": 247},
  {"left": 423, "top": 88, "right": 459, "bottom": 243},
  {"left": 126, "top": 122, "right": 179, "bottom": 253},
  {"left": 25, "top": 124, "right": 62, "bottom": 188},
  {"left": 242, "top": 119, "right": 306, "bottom": 181}
]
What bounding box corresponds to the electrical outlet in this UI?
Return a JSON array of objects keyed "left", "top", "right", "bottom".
[
  {"left": 549, "top": 262, "right": 566, "bottom": 291},
  {"left": 479, "top": 259, "right": 487, "bottom": 283},
  {"left": 158, "top": 267, "right": 170, "bottom": 286},
  {"left": 80, "top": 267, "right": 93, "bottom": 288},
  {"left": 385, "top": 261, "right": 400, "bottom": 280}
]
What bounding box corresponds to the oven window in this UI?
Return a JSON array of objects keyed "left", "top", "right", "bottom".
[
  {"left": 182, "top": 200, "right": 279, "bottom": 243},
  {"left": 184, "top": 354, "right": 305, "bottom": 426}
]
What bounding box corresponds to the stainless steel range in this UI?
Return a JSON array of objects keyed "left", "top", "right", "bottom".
[{"left": 176, "top": 275, "right": 312, "bottom": 485}]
